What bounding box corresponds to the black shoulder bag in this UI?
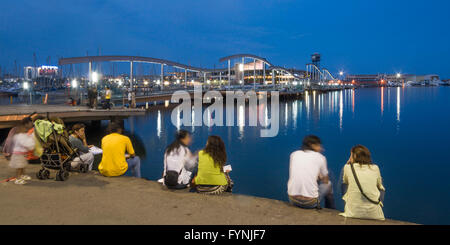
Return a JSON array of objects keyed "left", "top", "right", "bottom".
[
  {"left": 163, "top": 149, "right": 183, "bottom": 187},
  {"left": 349, "top": 163, "right": 381, "bottom": 205}
]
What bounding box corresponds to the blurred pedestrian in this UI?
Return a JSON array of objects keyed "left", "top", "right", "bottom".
[{"left": 9, "top": 119, "right": 36, "bottom": 184}]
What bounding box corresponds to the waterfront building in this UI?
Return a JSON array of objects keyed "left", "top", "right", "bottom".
[
  {"left": 403, "top": 74, "right": 441, "bottom": 86},
  {"left": 345, "top": 74, "right": 383, "bottom": 86},
  {"left": 24, "top": 65, "right": 59, "bottom": 80},
  {"left": 345, "top": 73, "right": 441, "bottom": 86},
  {"left": 208, "top": 60, "right": 305, "bottom": 85}
]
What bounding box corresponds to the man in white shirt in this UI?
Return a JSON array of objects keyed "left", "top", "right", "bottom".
[{"left": 287, "top": 135, "right": 335, "bottom": 209}]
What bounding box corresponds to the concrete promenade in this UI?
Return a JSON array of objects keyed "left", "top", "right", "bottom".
[{"left": 0, "top": 157, "right": 412, "bottom": 225}]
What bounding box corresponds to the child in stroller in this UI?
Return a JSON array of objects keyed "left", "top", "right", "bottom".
[{"left": 34, "top": 117, "right": 89, "bottom": 181}]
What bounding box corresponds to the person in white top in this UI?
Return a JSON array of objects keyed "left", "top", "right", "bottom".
[
  {"left": 162, "top": 130, "right": 198, "bottom": 189},
  {"left": 339, "top": 145, "right": 386, "bottom": 220},
  {"left": 127, "top": 89, "right": 132, "bottom": 108},
  {"left": 287, "top": 135, "right": 335, "bottom": 209},
  {"left": 9, "top": 119, "right": 36, "bottom": 185}
]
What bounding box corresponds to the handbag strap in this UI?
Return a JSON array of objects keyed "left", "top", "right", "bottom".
[
  {"left": 349, "top": 163, "right": 381, "bottom": 205},
  {"left": 164, "top": 148, "right": 184, "bottom": 176}
]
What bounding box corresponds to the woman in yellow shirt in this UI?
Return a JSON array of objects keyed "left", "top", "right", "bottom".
[
  {"left": 340, "top": 145, "right": 386, "bottom": 220},
  {"left": 193, "top": 136, "right": 233, "bottom": 195}
]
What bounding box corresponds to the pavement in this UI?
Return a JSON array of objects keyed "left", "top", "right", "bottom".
[{"left": 0, "top": 157, "right": 413, "bottom": 225}]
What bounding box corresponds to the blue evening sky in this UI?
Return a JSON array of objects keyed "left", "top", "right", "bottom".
[{"left": 1, "top": 0, "right": 449, "bottom": 77}]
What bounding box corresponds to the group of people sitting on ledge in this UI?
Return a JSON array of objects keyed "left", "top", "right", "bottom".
[
  {"left": 161, "top": 130, "right": 233, "bottom": 195},
  {"left": 98, "top": 126, "right": 233, "bottom": 195},
  {"left": 287, "top": 135, "right": 386, "bottom": 220},
  {"left": 2, "top": 118, "right": 385, "bottom": 221}
]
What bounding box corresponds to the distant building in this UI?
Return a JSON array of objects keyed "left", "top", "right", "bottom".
[
  {"left": 403, "top": 74, "right": 440, "bottom": 83},
  {"left": 345, "top": 73, "right": 441, "bottom": 86},
  {"left": 345, "top": 74, "right": 383, "bottom": 86},
  {"left": 24, "top": 65, "right": 59, "bottom": 80},
  {"left": 207, "top": 60, "right": 305, "bottom": 85}
]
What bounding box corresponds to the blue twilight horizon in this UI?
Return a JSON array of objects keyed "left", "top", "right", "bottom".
[{"left": 0, "top": 0, "right": 449, "bottom": 77}]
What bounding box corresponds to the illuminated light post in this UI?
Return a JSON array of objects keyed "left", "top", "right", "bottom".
[
  {"left": 72, "top": 79, "right": 82, "bottom": 104},
  {"left": 239, "top": 63, "right": 244, "bottom": 85},
  {"left": 339, "top": 71, "right": 344, "bottom": 84},
  {"left": 23, "top": 81, "right": 32, "bottom": 104},
  {"left": 396, "top": 73, "right": 403, "bottom": 87},
  {"left": 71, "top": 79, "right": 78, "bottom": 88},
  {"left": 92, "top": 72, "right": 99, "bottom": 84}
]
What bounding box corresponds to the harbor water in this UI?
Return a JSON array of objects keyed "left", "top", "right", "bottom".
[{"left": 121, "top": 86, "right": 450, "bottom": 224}]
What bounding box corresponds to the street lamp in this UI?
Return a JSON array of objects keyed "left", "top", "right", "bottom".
[
  {"left": 23, "top": 82, "right": 31, "bottom": 104},
  {"left": 71, "top": 79, "right": 78, "bottom": 88},
  {"left": 239, "top": 63, "right": 244, "bottom": 72},
  {"left": 339, "top": 71, "right": 344, "bottom": 76},
  {"left": 396, "top": 73, "right": 401, "bottom": 78},
  {"left": 92, "top": 72, "right": 99, "bottom": 83}
]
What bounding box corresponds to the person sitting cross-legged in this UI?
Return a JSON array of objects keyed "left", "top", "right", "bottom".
[
  {"left": 287, "top": 135, "right": 335, "bottom": 209},
  {"left": 162, "top": 130, "right": 198, "bottom": 189},
  {"left": 98, "top": 122, "right": 141, "bottom": 178},
  {"left": 69, "top": 123, "right": 94, "bottom": 171},
  {"left": 192, "top": 136, "right": 233, "bottom": 195}
]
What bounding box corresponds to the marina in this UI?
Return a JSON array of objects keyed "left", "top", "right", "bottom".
[
  {"left": 1, "top": 0, "right": 450, "bottom": 238},
  {"left": 114, "top": 86, "right": 450, "bottom": 225}
]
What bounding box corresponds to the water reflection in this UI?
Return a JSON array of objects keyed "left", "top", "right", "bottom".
[
  {"left": 351, "top": 88, "right": 355, "bottom": 116},
  {"left": 157, "top": 110, "right": 161, "bottom": 138},
  {"left": 397, "top": 87, "right": 401, "bottom": 123},
  {"left": 313, "top": 90, "right": 316, "bottom": 107},
  {"left": 339, "top": 90, "right": 343, "bottom": 131},
  {"left": 124, "top": 87, "right": 450, "bottom": 224},
  {"left": 238, "top": 105, "right": 244, "bottom": 139},
  {"left": 381, "top": 87, "right": 384, "bottom": 116},
  {"left": 292, "top": 101, "right": 297, "bottom": 130},
  {"left": 305, "top": 91, "right": 310, "bottom": 120},
  {"left": 284, "top": 103, "right": 288, "bottom": 127},
  {"left": 191, "top": 107, "right": 196, "bottom": 132},
  {"left": 264, "top": 105, "right": 269, "bottom": 128}
]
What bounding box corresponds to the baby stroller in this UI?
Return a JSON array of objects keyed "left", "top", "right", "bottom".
[{"left": 34, "top": 119, "right": 88, "bottom": 181}]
